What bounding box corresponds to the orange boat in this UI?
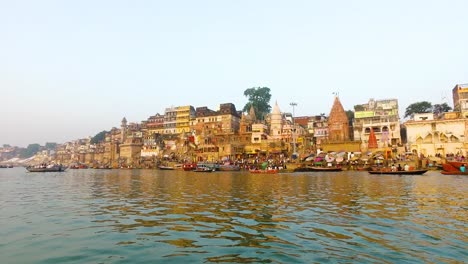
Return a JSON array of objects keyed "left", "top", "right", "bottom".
[{"left": 441, "top": 170, "right": 468, "bottom": 175}]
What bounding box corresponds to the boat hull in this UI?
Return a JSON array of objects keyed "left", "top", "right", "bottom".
[
  {"left": 158, "top": 166, "right": 175, "bottom": 170},
  {"left": 368, "top": 170, "right": 428, "bottom": 175},
  {"left": 26, "top": 166, "right": 66, "bottom": 172},
  {"left": 441, "top": 170, "right": 468, "bottom": 175},
  {"left": 447, "top": 161, "right": 467, "bottom": 169},
  {"left": 294, "top": 167, "right": 342, "bottom": 172}
]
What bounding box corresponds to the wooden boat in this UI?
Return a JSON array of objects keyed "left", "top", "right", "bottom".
[
  {"left": 249, "top": 169, "right": 279, "bottom": 174},
  {"left": 193, "top": 164, "right": 214, "bottom": 172},
  {"left": 368, "top": 169, "right": 428, "bottom": 175},
  {"left": 69, "top": 163, "right": 88, "bottom": 169},
  {"left": 441, "top": 170, "right": 468, "bottom": 175},
  {"left": 356, "top": 166, "right": 371, "bottom": 171},
  {"left": 447, "top": 161, "right": 467, "bottom": 169},
  {"left": 294, "top": 166, "right": 342, "bottom": 172},
  {"left": 26, "top": 164, "right": 66, "bottom": 172},
  {"left": 158, "top": 165, "right": 175, "bottom": 170}
]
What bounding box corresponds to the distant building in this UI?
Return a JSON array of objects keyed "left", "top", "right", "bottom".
[
  {"left": 452, "top": 83, "right": 468, "bottom": 118},
  {"left": 405, "top": 112, "right": 467, "bottom": 157},
  {"left": 176, "top": 105, "right": 195, "bottom": 134},
  {"left": 164, "top": 107, "right": 177, "bottom": 134},
  {"left": 309, "top": 115, "right": 328, "bottom": 147},
  {"left": 328, "top": 96, "right": 349, "bottom": 142},
  {"left": 353, "top": 98, "right": 401, "bottom": 150}
]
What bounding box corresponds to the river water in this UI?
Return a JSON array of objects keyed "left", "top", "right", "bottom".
[{"left": 0, "top": 168, "right": 466, "bottom": 263}]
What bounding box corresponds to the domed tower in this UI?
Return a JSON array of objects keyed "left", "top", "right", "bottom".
[
  {"left": 121, "top": 117, "right": 127, "bottom": 143},
  {"left": 270, "top": 101, "right": 282, "bottom": 139},
  {"left": 328, "top": 96, "right": 349, "bottom": 141}
]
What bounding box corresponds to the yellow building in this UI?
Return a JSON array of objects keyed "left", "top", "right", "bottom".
[
  {"left": 176, "top": 105, "right": 195, "bottom": 134},
  {"left": 452, "top": 83, "right": 468, "bottom": 118}
]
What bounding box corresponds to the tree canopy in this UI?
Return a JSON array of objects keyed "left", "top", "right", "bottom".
[
  {"left": 433, "top": 103, "right": 452, "bottom": 115},
  {"left": 345, "top": 110, "right": 354, "bottom": 124},
  {"left": 404, "top": 101, "right": 433, "bottom": 118},
  {"left": 45, "top": 142, "right": 57, "bottom": 150},
  {"left": 242, "top": 87, "right": 272, "bottom": 120},
  {"left": 404, "top": 101, "right": 453, "bottom": 118},
  {"left": 90, "top": 130, "right": 108, "bottom": 144},
  {"left": 19, "top": 144, "right": 41, "bottom": 158}
]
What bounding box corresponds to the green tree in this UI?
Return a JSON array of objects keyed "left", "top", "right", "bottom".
[
  {"left": 345, "top": 110, "right": 354, "bottom": 125},
  {"left": 404, "top": 101, "right": 433, "bottom": 118},
  {"left": 45, "top": 142, "right": 57, "bottom": 150},
  {"left": 90, "top": 130, "right": 108, "bottom": 144},
  {"left": 354, "top": 105, "right": 365, "bottom": 111},
  {"left": 242, "top": 87, "right": 272, "bottom": 120},
  {"left": 19, "top": 144, "right": 41, "bottom": 158},
  {"left": 433, "top": 103, "right": 452, "bottom": 115}
]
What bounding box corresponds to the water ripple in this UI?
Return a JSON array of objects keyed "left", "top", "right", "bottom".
[{"left": 0, "top": 168, "right": 466, "bottom": 263}]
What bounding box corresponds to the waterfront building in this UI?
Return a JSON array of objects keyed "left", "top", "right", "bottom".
[
  {"left": 353, "top": 98, "right": 401, "bottom": 151},
  {"left": 328, "top": 96, "right": 350, "bottom": 142},
  {"left": 191, "top": 106, "right": 219, "bottom": 161},
  {"left": 218, "top": 103, "right": 241, "bottom": 134},
  {"left": 119, "top": 126, "right": 144, "bottom": 167},
  {"left": 213, "top": 103, "right": 242, "bottom": 160},
  {"left": 308, "top": 115, "right": 328, "bottom": 150},
  {"left": 405, "top": 112, "right": 467, "bottom": 157},
  {"left": 164, "top": 107, "right": 177, "bottom": 134},
  {"left": 452, "top": 83, "right": 468, "bottom": 118},
  {"left": 146, "top": 113, "right": 165, "bottom": 136},
  {"left": 322, "top": 96, "right": 360, "bottom": 152},
  {"left": 121, "top": 117, "right": 127, "bottom": 142},
  {"left": 176, "top": 105, "right": 195, "bottom": 134},
  {"left": 191, "top": 103, "right": 241, "bottom": 161},
  {"left": 269, "top": 102, "right": 283, "bottom": 140},
  {"left": 141, "top": 114, "right": 164, "bottom": 159}
]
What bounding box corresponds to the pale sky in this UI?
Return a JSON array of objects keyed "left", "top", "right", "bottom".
[{"left": 1, "top": 0, "right": 467, "bottom": 147}]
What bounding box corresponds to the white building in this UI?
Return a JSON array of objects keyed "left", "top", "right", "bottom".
[{"left": 404, "top": 112, "right": 468, "bottom": 156}]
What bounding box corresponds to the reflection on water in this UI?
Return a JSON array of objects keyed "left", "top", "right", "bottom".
[{"left": 0, "top": 168, "right": 466, "bottom": 263}]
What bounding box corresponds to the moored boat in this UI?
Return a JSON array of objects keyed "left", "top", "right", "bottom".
[
  {"left": 193, "top": 164, "right": 215, "bottom": 172},
  {"left": 26, "top": 164, "right": 67, "bottom": 172},
  {"left": 447, "top": 161, "right": 467, "bottom": 169},
  {"left": 294, "top": 166, "right": 342, "bottom": 172},
  {"left": 368, "top": 169, "right": 428, "bottom": 175},
  {"left": 440, "top": 170, "right": 468, "bottom": 175},
  {"left": 158, "top": 165, "right": 175, "bottom": 170}
]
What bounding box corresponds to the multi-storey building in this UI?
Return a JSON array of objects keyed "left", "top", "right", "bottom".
[
  {"left": 218, "top": 103, "right": 241, "bottom": 134},
  {"left": 452, "top": 83, "right": 468, "bottom": 118},
  {"left": 164, "top": 107, "right": 177, "bottom": 134},
  {"left": 353, "top": 98, "right": 401, "bottom": 150},
  {"left": 146, "top": 113, "right": 165, "bottom": 136},
  {"left": 405, "top": 112, "right": 467, "bottom": 156},
  {"left": 176, "top": 105, "right": 195, "bottom": 134},
  {"left": 308, "top": 115, "right": 328, "bottom": 147},
  {"left": 191, "top": 103, "right": 241, "bottom": 161}
]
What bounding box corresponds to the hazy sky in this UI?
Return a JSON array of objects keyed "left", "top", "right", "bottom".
[{"left": 1, "top": 0, "right": 467, "bottom": 147}]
